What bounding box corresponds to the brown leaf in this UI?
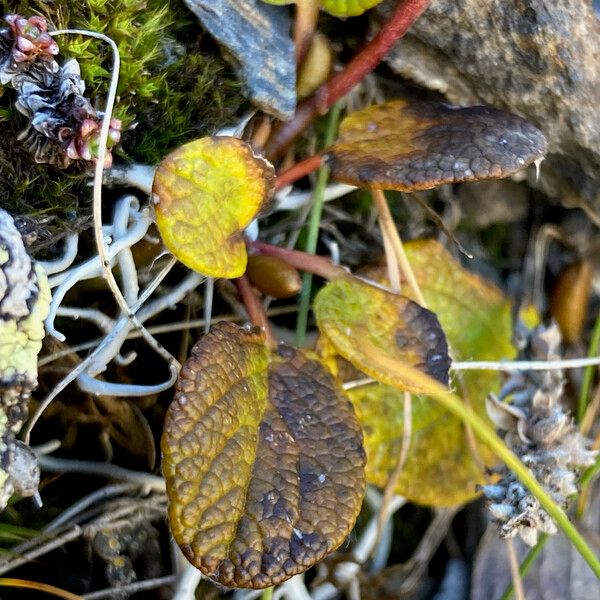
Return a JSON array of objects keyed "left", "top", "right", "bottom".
[
  {"left": 326, "top": 99, "right": 547, "bottom": 190},
  {"left": 376, "top": 0, "right": 600, "bottom": 212},
  {"left": 161, "top": 322, "right": 365, "bottom": 588}
]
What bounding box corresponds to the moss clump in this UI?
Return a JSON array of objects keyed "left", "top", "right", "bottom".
[{"left": 0, "top": 0, "right": 244, "bottom": 248}]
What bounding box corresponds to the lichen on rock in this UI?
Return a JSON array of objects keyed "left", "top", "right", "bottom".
[{"left": 0, "top": 207, "right": 50, "bottom": 509}]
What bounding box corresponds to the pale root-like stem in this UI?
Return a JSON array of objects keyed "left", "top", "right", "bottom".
[
  {"left": 276, "top": 183, "right": 356, "bottom": 211},
  {"left": 84, "top": 576, "right": 177, "bottom": 600},
  {"left": 506, "top": 539, "right": 526, "bottom": 600},
  {"left": 36, "top": 454, "right": 165, "bottom": 492},
  {"left": 374, "top": 391, "right": 412, "bottom": 550},
  {"left": 51, "top": 29, "right": 179, "bottom": 383},
  {"left": 172, "top": 565, "right": 202, "bottom": 600},
  {"left": 38, "top": 233, "right": 79, "bottom": 275},
  {"left": 39, "top": 306, "right": 298, "bottom": 367},
  {"left": 24, "top": 257, "right": 181, "bottom": 442},
  {"left": 50, "top": 29, "right": 126, "bottom": 316},
  {"left": 452, "top": 356, "right": 600, "bottom": 371},
  {"left": 371, "top": 189, "right": 427, "bottom": 306}
]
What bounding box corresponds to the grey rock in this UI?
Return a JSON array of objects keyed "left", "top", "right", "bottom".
[
  {"left": 184, "top": 0, "right": 296, "bottom": 120},
  {"left": 376, "top": 0, "right": 600, "bottom": 215}
]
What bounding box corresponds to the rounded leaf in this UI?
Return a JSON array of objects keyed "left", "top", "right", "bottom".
[
  {"left": 314, "top": 275, "right": 451, "bottom": 394},
  {"left": 321, "top": 0, "right": 384, "bottom": 17},
  {"left": 347, "top": 240, "right": 516, "bottom": 506},
  {"left": 327, "top": 99, "right": 547, "bottom": 190},
  {"left": 162, "top": 322, "right": 365, "bottom": 588},
  {"left": 261, "top": 0, "right": 383, "bottom": 16},
  {"left": 153, "top": 137, "right": 275, "bottom": 278}
]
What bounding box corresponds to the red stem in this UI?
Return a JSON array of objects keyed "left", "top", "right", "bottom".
[
  {"left": 264, "top": 0, "right": 430, "bottom": 161},
  {"left": 274, "top": 153, "right": 323, "bottom": 190},
  {"left": 251, "top": 240, "right": 347, "bottom": 280},
  {"left": 235, "top": 275, "right": 275, "bottom": 347}
]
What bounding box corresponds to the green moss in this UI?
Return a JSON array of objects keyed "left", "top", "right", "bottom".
[{"left": 0, "top": 0, "right": 244, "bottom": 246}]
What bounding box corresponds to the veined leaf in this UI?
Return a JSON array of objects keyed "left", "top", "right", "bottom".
[
  {"left": 314, "top": 274, "right": 451, "bottom": 394},
  {"left": 347, "top": 240, "right": 516, "bottom": 506},
  {"left": 162, "top": 322, "right": 365, "bottom": 588},
  {"left": 327, "top": 99, "right": 547, "bottom": 190},
  {"left": 153, "top": 136, "right": 275, "bottom": 278}
]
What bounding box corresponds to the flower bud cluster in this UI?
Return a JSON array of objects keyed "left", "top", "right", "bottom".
[
  {"left": 482, "top": 324, "right": 597, "bottom": 546},
  {"left": 0, "top": 14, "right": 121, "bottom": 167}
]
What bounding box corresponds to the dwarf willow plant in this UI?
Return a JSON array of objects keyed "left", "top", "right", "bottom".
[{"left": 150, "top": 97, "right": 600, "bottom": 587}]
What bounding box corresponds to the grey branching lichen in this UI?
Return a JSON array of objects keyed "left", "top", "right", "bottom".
[
  {"left": 0, "top": 13, "right": 121, "bottom": 168},
  {"left": 482, "top": 325, "right": 598, "bottom": 546},
  {"left": 0, "top": 207, "right": 50, "bottom": 509}
]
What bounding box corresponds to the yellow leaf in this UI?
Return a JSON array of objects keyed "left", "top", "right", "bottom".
[
  {"left": 346, "top": 239, "right": 516, "bottom": 506},
  {"left": 153, "top": 137, "right": 275, "bottom": 278},
  {"left": 314, "top": 274, "right": 451, "bottom": 394},
  {"left": 260, "top": 0, "right": 383, "bottom": 17},
  {"left": 162, "top": 322, "right": 365, "bottom": 588},
  {"left": 320, "top": 0, "right": 384, "bottom": 16}
]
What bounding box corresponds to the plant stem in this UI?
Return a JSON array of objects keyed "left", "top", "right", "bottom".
[
  {"left": 275, "top": 154, "right": 323, "bottom": 191},
  {"left": 387, "top": 362, "right": 600, "bottom": 579},
  {"left": 262, "top": 587, "right": 274, "bottom": 600},
  {"left": 0, "top": 578, "right": 82, "bottom": 600},
  {"left": 371, "top": 189, "right": 426, "bottom": 306},
  {"left": 265, "top": 0, "right": 431, "bottom": 160},
  {"left": 235, "top": 275, "right": 275, "bottom": 347},
  {"left": 579, "top": 452, "right": 600, "bottom": 488},
  {"left": 577, "top": 309, "right": 600, "bottom": 422},
  {"left": 296, "top": 102, "right": 343, "bottom": 346},
  {"left": 251, "top": 240, "right": 347, "bottom": 281},
  {"left": 505, "top": 538, "right": 525, "bottom": 600},
  {"left": 375, "top": 391, "right": 412, "bottom": 547},
  {"left": 499, "top": 534, "right": 549, "bottom": 600},
  {"left": 294, "top": 0, "right": 320, "bottom": 64}
]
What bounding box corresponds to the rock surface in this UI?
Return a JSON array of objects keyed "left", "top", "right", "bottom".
[{"left": 376, "top": 0, "right": 600, "bottom": 216}]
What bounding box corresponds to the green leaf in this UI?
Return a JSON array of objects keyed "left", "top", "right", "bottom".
[{"left": 261, "top": 0, "right": 384, "bottom": 17}]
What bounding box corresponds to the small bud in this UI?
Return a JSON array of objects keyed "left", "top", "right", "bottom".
[{"left": 246, "top": 255, "right": 302, "bottom": 299}]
